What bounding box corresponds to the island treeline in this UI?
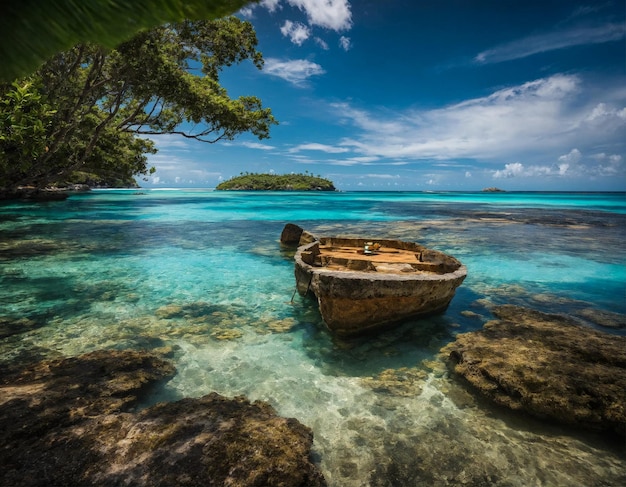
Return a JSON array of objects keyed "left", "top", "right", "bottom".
[{"left": 216, "top": 172, "right": 336, "bottom": 191}]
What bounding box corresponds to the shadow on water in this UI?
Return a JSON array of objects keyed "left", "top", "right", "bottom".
[{"left": 288, "top": 295, "right": 457, "bottom": 378}]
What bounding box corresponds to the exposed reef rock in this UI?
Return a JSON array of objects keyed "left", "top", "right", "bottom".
[
  {"left": 442, "top": 305, "right": 626, "bottom": 437},
  {"left": 0, "top": 350, "right": 326, "bottom": 487},
  {"left": 280, "top": 222, "right": 304, "bottom": 245}
]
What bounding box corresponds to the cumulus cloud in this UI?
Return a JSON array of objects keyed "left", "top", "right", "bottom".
[
  {"left": 261, "top": 0, "right": 282, "bottom": 12},
  {"left": 238, "top": 6, "right": 254, "bottom": 18},
  {"left": 493, "top": 162, "right": 526, "bottom": 179},
  {"left": 491, "top": 149, "right": 625, "bottom": 180},
  {"left": 250, "top": 0, "right": 352, "bottom": 52},
  {"left": 475, "top": 22, "right": 625, "bottom": 64},
  {"left": 280, "top": 20, "right": 310, "bottom": 45},
  {"left": 263, "top": 58, "right": 325, "bottom": 85},
  {"left": 286, "top": 0, "right": 352, "bottom": 31},
  {"left": 589, "top": 153, "right": 624, "bottom": 176}
]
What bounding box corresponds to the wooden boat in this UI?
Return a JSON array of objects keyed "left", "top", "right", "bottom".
[{"left": 293, "top": 233, "right": 467, "bottom": 337}]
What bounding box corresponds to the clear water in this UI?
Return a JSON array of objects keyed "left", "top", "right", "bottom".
[{"left": 1, "top": 190, "right": 625, "bottom": 486}]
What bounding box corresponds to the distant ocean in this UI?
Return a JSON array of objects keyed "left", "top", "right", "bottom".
[{"left": 1, "top": 190, "right": 625, "bottom": 485}]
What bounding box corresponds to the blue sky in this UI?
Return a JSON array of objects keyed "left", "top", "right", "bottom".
[{"left": 144, "top": 0, "right": 626, "bottom": 191}]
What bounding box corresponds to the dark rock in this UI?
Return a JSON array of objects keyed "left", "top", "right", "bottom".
[
  {"left": 280, "top": 223, "right": 304, "bottom": 245},
  {"left": 442, "top": 305, "right": 626, "bottom": 437},
  {"left": 0, "top": 350, "right": 326, "bottom": 487},
  {"left": 0, "top": 317, "right": 42, "bottom": 339}
]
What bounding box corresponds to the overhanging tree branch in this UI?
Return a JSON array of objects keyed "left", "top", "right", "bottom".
[{"left": 1, "top": 17, "right": 277, "bottom": 189}]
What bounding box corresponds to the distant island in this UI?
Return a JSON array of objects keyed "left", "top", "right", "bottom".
[
  {"left": 216, "top": 173, "right": 336, "bottom": 191},
  {"left": 482, "top": 187, "right": 506, "bottom": 192}
]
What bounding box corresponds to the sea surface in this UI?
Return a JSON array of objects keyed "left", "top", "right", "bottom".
[{"left": 1, "top": 189, "right": 625, "bottom": 486}]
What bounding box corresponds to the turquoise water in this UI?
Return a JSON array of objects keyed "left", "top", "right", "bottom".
[{"left": 1, "top": 190, "right": 625, "bottom": 485}]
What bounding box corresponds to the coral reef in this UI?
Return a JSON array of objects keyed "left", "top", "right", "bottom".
[
  {"left": 443, "top": 305, "right": 626, "bottom": 437},
  {"left": 0, "top": 350, "right": 325, "bottom": 487}
]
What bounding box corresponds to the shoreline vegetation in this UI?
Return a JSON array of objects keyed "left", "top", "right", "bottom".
[{"left": 215, "top": 172, "right": 336, "bottom": 191}]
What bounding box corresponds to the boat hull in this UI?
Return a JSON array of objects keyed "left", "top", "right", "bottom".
[{"left": 294, "top": 237, "right": 467, "bottom": 337}]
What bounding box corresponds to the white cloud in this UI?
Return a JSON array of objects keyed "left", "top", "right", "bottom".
[
  {"left": 241, "top": 0, "right": 282, "bottom": 17},
  {"left": 148, "top": 133, "right": 194, "bottom": 150},
  {"left": 289, "top": 142, "right": 349, "bottom": 153},
  {"left": 339, "top": 36, "right": 351, "bottom": 51},
  {"left": 238, "top": 6, "right": 254, "bottom": 18},
  {"left": 261, "top": 0, "right": 282, "bottom": 12},
  {"left": 558, "top": 148, "right": 582, "bottom": 166},
  {"left": 475, "top": 22, "right": 625, "bottom": 64},
  {"left": 241, "top": 141, "right": 276, "bottom": 150},
  {"left": 360, "top": 173, "right": 401, "bottom": 179},
  {"left": 590, "top": 153, "right": 624, "bottom": 176},
  {"left": 286, "top": 0, "right": 352, "bottom": 31},
  {"left": 330, "top": 74, "right": 626, "bottom": 168},
  {"left": 280, "top": 20, "right": 310, "bottom": 45},
  {"left": 491, "top": 149, "right": 625, "bottom": 180},
  {"left": 493, "top": 162, "right": 525, "bottom": 179},
  {"left": 263, "top": 58, "right": 325, "bottom": 85},
  {"left": 350, "top": 156, "right": 382, "bottom": 163}
]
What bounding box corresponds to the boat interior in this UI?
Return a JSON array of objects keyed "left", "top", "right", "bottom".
[{"left": 299, "top": 238, "right": 462, "bottom": 275}]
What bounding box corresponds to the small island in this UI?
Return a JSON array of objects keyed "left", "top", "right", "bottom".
[
  {"left": 482, "top": 187, "right": 506, "bottom": 192},
  {"left": 216, "top": 172, "right": 336, "bottom": 191}
]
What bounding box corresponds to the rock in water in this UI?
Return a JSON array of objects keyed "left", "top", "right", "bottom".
[
  {"left": 442, "top": 305, "right": 626, "bottom": 437},
  {"left": 280, "top": 223, "right": 304, "bottom": 245},
  {"left": 0, "top": 350, "right": 326, "bottom": 487}
]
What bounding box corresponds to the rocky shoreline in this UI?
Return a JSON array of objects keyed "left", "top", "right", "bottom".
[{"left": 0, "top": 350, "right": 326, "bottom": 487}]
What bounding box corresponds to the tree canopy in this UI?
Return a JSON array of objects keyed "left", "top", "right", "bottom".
[
  {"left": 0, "top": 0, "right": 253, "bottom": 81},
  {"left": 216, "top": 173, "right": 336, "bottom": 191},
  {"left": 0, "top": 17, "right": 277, "bottom": 191}
]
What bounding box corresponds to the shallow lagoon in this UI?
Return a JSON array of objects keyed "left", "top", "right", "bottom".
[{"left": 1, "top": 190, "right": 625, "bottom": 486}]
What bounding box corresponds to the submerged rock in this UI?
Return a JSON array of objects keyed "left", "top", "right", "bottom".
[
  {"left": 442, "top": 305, "right": 626, "bottom": 437},
  {"left": 0, "top": 350, "right": 326, "bottom": 487},
  {"left": 0, "top": 316, "right": 42, "bottom": 339},
  {"left": 576, "top": 307, "right": 626, "bottom": 329}
]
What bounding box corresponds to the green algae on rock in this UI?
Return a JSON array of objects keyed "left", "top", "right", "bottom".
[
  {"left": 0, "top": 350, "right": 326, "bottom": 487},
  {"left": 442, "top": 305, "right": 626, "bottom": 437}
]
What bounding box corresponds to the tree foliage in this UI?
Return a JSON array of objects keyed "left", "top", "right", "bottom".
[
  {"left": 216, "top": 172, "right": 336, "bottom": 191},
  {"left": 0, "top": 0, "right": 254, "bottom": 81},
  {"left": 0, "top": 17, "right": 277, "bottom": 190}
]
